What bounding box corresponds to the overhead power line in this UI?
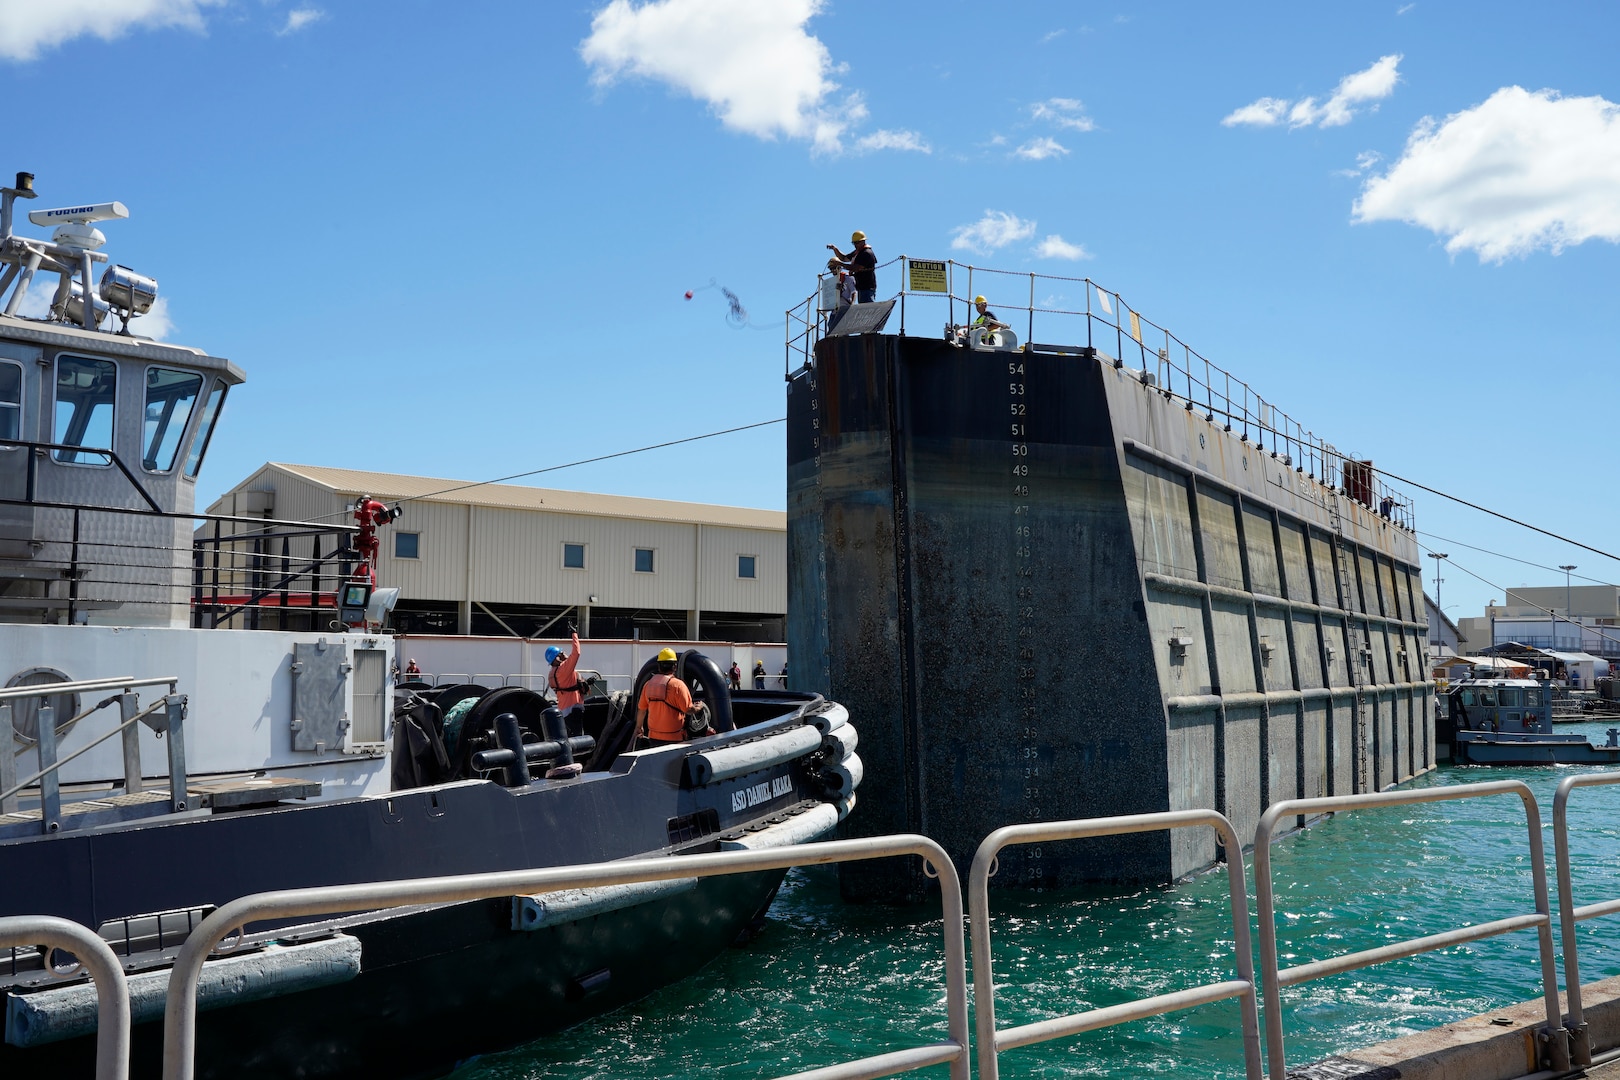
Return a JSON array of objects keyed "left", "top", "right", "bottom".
[
  {"left": 304, "top": 418, "right": 788, "bottom": 522},
  {"left": 1378, "top": 466, "right": 1620, "bottom": 565}
]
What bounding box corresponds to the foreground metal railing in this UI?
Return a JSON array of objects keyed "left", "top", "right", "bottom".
[
  {"left": 19, "top": 780, "right": 1620, "bottom": 1076},
  {"left": 1553, "top": 772, "right": 1620, "bottom": 1066},
  {"left": 161, "top": 836, "right": 969, "bottom": 1080},
  {"left": 969, "top": 809, "right": 1263, "bottom": 1080},
  {"left": 0, "top": 915, "right": 131, "bottom": 1080},
  {"left": 1254, "top": 780, "right": 1567, "bottom": 1079}
]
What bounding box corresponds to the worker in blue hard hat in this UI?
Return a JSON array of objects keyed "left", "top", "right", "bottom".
[{"left": 547, "top": 632, "right": 586, "bottom": 733}]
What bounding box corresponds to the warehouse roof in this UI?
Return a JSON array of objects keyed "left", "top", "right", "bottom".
[{"left": 268, "top": 463, "right": 786, "bottom": 531}]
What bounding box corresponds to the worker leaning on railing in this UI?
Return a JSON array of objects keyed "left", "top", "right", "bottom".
[{"left": 971, "top": 296, "right": 1009, "bottom": 332}]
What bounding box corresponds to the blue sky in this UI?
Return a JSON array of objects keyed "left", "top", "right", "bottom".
[{"left": 4, "top": 0, "right": 1619, "bottom": 623}]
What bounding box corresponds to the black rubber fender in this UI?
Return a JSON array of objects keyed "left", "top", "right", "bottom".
[
  {"left": 589, "top": 690, "right": 636, "bottom": 772},
  {"left": 679, "top": 651, "right": 734, "bottom": 733}
]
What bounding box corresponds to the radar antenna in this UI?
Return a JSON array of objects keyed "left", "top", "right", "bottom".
[{"left": 0, "top": 173, "right": 160, "bottom": 335}]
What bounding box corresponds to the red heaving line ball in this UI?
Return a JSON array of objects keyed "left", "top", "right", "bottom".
[{"left": 684, "top": 290, "right": 693, "bottom": 299}]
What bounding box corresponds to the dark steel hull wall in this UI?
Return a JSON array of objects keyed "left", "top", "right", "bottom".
[
  {"left": 788, "top": 336, "right": 1434, "bottom": 898},
  {"left": 788, "top": 336, "right": 1172, "bottom": 899}
]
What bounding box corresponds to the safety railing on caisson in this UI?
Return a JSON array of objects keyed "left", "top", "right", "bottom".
[
  {"left": 159, "top": 837, "right": 970, "bottom": 1080},
  {"left": 1254, "top": 780, "right": 1569, "bottom": 1079},
  {"left": 968, "top": 810, "right": 1264, "bottom": 1080},
  {"left": 786, "top": 258, "right": 1415, "bottom": 532}
]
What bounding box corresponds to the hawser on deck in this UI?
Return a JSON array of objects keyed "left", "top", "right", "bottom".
[{"left": 786, "top": 261, "right": 1433, "bottom": 898}]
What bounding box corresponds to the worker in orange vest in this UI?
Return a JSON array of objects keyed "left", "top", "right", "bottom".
[
  {"left": 636, "top": 648, "right": 694, "bottom": 747},
  {"left": 546, "top": 632, "right": 586, "bottom": 735}
]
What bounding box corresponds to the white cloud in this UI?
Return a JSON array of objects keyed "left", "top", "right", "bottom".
[
  {"left": 0, "top": 0, "right": 223, "bottom": 62},
  {"left": 1030, "top": 97, "right": 1095, "bottom": 132},
  {"left": 12, "top": 278, "right": 53, "bottom": 320},
  {"left": 1040, "top": 28, "right": 1066, "bottom": 43},
  {"left": 581, "top": 0, "right": 867, "bottom": 153},
  {"left": 1035, "top": 234, "right": 1089, "bottom": 260},
  {"left": 1354, "top": 86, "right": 1620, "bottom": 261},
  {"left": 278, "top": 8, "right": 324, "bottom": 35},
  {"left": 855, "top": 128, "right": 930, "bottom": 154},
  {"left": 951, "top": 210, "right": 1036, "bottom": 255},
  {"left": 1014, "top": 136, "right": 1069, "bottom": 161},
  {"left": 1397, "top": 3, "right": 1415, "bottom": 13},
  {"left": 1222, "top": 96, "right": 1290, "bottom": 127},
  {"left": 1335, "top": 149, "right": 1383, "bottom": 177},
  {"left": 123, "top": 295, "right": 173, "bottom": 339},
  {"left": 1223, "top": 54, "right": 1402, "bottom": 130}
]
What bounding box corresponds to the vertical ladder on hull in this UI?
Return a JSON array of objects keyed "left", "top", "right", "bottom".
[{"left": 1327, "top": 491, "right": 1370, "bottom": 793}]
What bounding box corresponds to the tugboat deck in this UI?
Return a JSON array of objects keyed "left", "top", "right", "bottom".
[{"left": 0, "top": 776, "right": 320, "bottom": 838}]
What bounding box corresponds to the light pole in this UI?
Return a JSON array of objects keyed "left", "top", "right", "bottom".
[
  {"left": 1560, "top": 564, "right": 1577, "bottom": 649},
  {"left": 1428, "top": 552, "right": 1448, "bottom": 647}
]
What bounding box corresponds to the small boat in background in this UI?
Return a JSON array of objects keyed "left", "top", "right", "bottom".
[{"left": 1441, "top": 677, "right": 1620, "bottom": 766}]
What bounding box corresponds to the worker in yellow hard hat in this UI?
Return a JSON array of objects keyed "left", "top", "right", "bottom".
[
  {"left": 826, "top": 229, "right": 877, "bottom": 303},
  {"left": 972, "top": 295, "right": 1010, "bottom": 333},
  {"left": 636, "top": 647, "right": 695, "bottom": 746}
]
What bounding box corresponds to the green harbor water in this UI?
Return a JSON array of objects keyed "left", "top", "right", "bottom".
[{"left": 456, "top": 723, "right": 1620, "bottom": 1079}]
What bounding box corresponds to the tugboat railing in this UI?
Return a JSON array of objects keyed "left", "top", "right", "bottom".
[
  {"left": 0, "top": 676, "right": 186, "bottom": 825},
  {"left": 1254, "top": 780, "right": 1568, "bottom": 1079},
  {"left": 968, "top": 809, "right": 1263, "bottom": 1080},
  {"left": 160, "top": 835, "right": 970, "bottom": 1080},
  {"left": 0, "top": 914, "right": 131, "bottom": 1080},
  {"left": 786, "top": 258, "right": 1415, "bottom": 532},
  {"left": 1551, "top": 772, "right": 1620, "bottom": 1067}
]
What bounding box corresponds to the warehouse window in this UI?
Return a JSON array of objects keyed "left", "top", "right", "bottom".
[
  {"left": 634, "top": 548, "right": 655, "bottom": 574},
  {"left": 738, "top": 555, "right": 756, "bottom": 579},
  {"left": 562, "top": 542, "right": 586, "bottom": 569},
  {"left": 394, "top": 532, "right": 420, "bottom": 559}
]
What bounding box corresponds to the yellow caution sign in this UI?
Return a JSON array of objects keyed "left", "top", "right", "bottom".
[
  {"left": 1129, "top": 311, "right": 1142, "bottom": 344},
  {"left": 908, "top": 259, "right": 948, "bottom": 293}
]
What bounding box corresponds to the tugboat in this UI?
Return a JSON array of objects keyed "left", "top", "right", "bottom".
[
  {"left": 0, "top": 172, "right": 862, "bottom": 1079},
  {"left": 1442, "top": 675, "right": 1620, "bottom": 766}
]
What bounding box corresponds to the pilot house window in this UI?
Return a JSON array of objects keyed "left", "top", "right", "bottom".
[
  {"left": 0, "top": 360, "right": 19, "bottom": 440},
  {"left": 142, "top": 367, "right": 204, "bottom": 473},
  {"left": 54, "top": 355, "right": 117, "bottom": 464},
  {"left": 183, "top": 380, "right": 228, "bottom": 479}
]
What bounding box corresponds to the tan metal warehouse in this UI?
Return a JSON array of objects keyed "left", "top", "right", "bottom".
[{"left": 202, "top": 463, "right": 786, "bottom": 640}]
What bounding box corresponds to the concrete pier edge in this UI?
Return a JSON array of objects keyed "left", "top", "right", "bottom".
[{"left": 1291, "top": 975, "right": 1620, "bottom": 1080}]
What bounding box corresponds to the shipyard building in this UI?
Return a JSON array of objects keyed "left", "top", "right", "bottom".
[{"left": 201, "top": 464, "right": 786, "bottom": 641}]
